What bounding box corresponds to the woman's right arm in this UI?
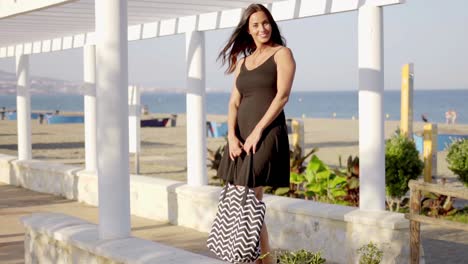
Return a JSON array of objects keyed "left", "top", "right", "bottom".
[{"left": 227, "top": 58, "right": 244, "bottom": 160}]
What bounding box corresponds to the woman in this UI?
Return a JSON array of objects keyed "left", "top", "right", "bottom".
[{"left": 217, "top": 3, "right": 296, "bottom": 263}]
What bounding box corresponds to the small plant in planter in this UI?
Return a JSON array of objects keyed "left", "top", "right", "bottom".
[
  {"left": 385, "top": 134, "right": 424, "bottom": 212},
  {"left": 274, "top": 249, "right": 326, "bottom": 264},
  {"left": 446, "top": 138, "right": 468, "bottom": 187},
  {"left": 357, "top": 241, "right": 383, "bottom": 264}
]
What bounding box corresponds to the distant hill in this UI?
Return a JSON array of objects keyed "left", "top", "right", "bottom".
[
  {"left": 0, "top": 70, "right": 16, "bottom": 82},
  {"left": 0, "top": 70, "right": 224, "bottom": 94},
  {"left": 0, "top": 70, "right": 82, "bottom": 95}
]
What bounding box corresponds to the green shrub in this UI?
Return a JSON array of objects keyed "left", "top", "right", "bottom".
[
  {"left": 446, "top": 139, "right": 468, "bottom": 187},
  {"left": 385, "top": 134, "right": 424, "bottom": 210},
  {"left": 358, "top": 242, "right": 383, "bottom": 264},
  {"left": 275, "top": 249, "right": 326, "bottom": 264}
]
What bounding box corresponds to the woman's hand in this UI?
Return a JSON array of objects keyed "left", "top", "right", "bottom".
[
  {"left": 228, "top": 135, "right": 244, "bottom": 160},
  {"left": 243, "top": 127, "right": 262, "bottom": 155}
]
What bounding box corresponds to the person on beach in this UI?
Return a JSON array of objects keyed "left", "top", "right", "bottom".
[
  {"left": 445, "top": 109, "right": 458, "bottom": 124},
  {"left": 446, "top": 110, "right": 452, "bottom": 124},
  {"left": 216, "top": 4, "right": 296, "bottom": 264},
  {"left": 451, "top": 109, "right": 457, "bottom": 124}
]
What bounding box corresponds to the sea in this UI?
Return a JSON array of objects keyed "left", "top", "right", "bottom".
[{"left": 0, "top": 90, "right": 467, "bottom": 124}]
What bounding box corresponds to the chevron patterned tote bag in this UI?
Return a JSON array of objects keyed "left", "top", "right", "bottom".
[{"left": 207, "top": 155, "right": 266, "bottom": 263}]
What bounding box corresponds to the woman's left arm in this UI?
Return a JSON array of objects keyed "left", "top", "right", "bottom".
[{"left": 243, "top": 47, "right": 296, "bottom": 154}]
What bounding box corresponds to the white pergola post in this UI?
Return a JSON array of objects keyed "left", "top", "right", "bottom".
[
  {"left": 84, "top": 45, "right": 97, "bottom": 172},
  {"left": 16, "top": 54, "right": 32, "bottom": 161},
  {"left": 185, "top": 31, "right": 208, "bottom": 186},
  {"left": 358, "top": 5, "right": 385, "bottom": 211},
  {"left": 128, "top": 85, "right": 141, "bottom": 174},
  {"left": 95, "top": 0, "right": 131, "bottom": 239}
]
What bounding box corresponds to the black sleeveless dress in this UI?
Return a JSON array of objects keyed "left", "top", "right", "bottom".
[{"left": 217, "top": 51, "right": 290, "bottom": 188}]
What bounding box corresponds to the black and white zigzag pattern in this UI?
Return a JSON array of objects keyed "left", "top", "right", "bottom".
[{"left": 207, "top": 184, "right": 266, "bottom": 263}]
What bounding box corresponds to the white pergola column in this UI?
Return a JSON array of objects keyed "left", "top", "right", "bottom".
[
  {"left": 84, "top": 45, "right": 97, "bottom": 172},
  {"left": 95, "top": 0, "right": 130, "bottom": 239},
  {"left": 358, "top": 5, "right": 385, "bottom": 211},
  {"left": 185, "top": 31, "right": 208, "bottom": 186},
  {"left": 16, "top": 54, "right": 32, "bottom": 161}
]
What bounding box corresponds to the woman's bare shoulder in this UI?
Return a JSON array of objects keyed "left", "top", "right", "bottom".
[
  {"left": 273, "top": 47, "right": 295, "bottom": 68},
  {"left": 275, "top": 46, "right": 293, "bottom": 60}
]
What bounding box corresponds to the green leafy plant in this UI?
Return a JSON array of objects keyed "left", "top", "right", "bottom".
[
  {"left": 283, "top": 153, "right": 360, "bottom": 205},
  {"left": 385, "top": 134, "right": 424, "bottom": 211},
  {"left": 275, "top": 249, "right": 326, "bottom": 264},
  {"left": 357, "top": 242, "right": 383, "bottom": 264},
  {"left": 290, "top": 145, "right": 318, "bottom": 174},
  {"left": 275, "top": 149, "right": 360, "bottom": 207},
  {"left": 303, "top": 155, "right": 347, "bottom": 203},
  {"left": 446, "top": 139, "right": 468, "bottom": 187}
]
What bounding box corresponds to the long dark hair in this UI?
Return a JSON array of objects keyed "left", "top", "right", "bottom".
[{"left": 218, "top": 4, "right": 286, "bottom": 74}]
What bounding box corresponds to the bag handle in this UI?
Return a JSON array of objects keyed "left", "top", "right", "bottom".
[
  {"left": 221, "top": 157, "right": 237, "bottom": 201},
  {"left": 241, "top": 153, "right": 254, "bottom": 206},
  {"left": 221, "top": 153, "right": 255, "bottom": 207}
]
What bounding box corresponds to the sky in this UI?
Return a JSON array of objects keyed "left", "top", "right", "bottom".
[{"left": 0, "top": 0, "right": 467, "bottom": 92}]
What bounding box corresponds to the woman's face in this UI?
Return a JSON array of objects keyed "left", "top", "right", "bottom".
[{"left": 248, "top": 11, "right": 272, "bottom": 45}]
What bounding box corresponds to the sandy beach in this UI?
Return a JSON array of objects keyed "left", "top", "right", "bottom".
[{"left": 1, "top": 113, "right": 468, "bottom": 187}]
